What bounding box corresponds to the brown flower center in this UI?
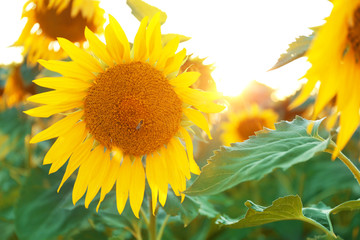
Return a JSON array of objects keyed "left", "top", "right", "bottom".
[
  {"left": 84, "top": 61, "right": 183, "bottom": 156},
  {"left": 348, "top": 7, "right": 360, "bottom": 59},
  {"left": 35, "top": 0, "right": 97, "bottom": 42},
  {"left": 236, "top": 117, "right": 266, "bottom": 141}
]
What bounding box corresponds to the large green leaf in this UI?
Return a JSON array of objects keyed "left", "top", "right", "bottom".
[
  {"left": 218, "top": 196, "right": 360, "bottom": 239},
  {"left": 14, "top": 167, "right": 92, "bottom": 240},
  {"left": 162, "top": 192, "right": 200, "bottom": 226},
  {"left": 185, "top": 116, "right": 330, "bottom": 196},
  {"left": 330, "top": 199, "right": 360, "bottom": 214},
  {"left": 269, "top": 33, "right": 315, "bottom": 71},
  {"left": 126, "top": 0, "right": 167, "bottom": 24}
]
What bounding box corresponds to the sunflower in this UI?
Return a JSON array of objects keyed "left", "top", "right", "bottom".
[
  {"left": 2, "top": 65, "right": 34, "bottom": 108},
  {"left": 25, "top": 14, "right": 224, "bottom": 217},
  {"left": 290, "top": 0, "right": 360, "bottom": 157},
  {"left": 179, "top": 55, "right": 217, "bottom": 92},
  {"left": 221, "top": 105, "right": 278, "bottom": 146},
  {"left": 14, "top": 0, "right": 105, "bottom": 65}
]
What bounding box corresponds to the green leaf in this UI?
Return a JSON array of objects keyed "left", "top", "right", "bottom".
[
  {"left": 162, "top": 34, "right": 191, "bottom": 45},
  {"left": 218, "top": 196, "right": 337, "bottom": 238},
  {"left": 126, "top": 0, "right": 167, "bottom": 24},
  {"left": 218, "top": 196, "right": 360, "bottom": 239},
  {"left": 224, "top": 196, "right": 305, "bottom": 228},
  {"left": 330, "top": 199, "right": 360, "bottom": 214},
  {"left": 0, "top": 107, "right": 32, "bottom": 163},
  {"left": 72, "top": 229, "right": 108, "bottom": 240},
  {"left": 162, "top": 191, "right": 200, "bottom": 226},
  {"left": 185, "top": 116, "right": 330, "bottom": 196},
  {"left": 14, "top": 167, "right": 92, "bottom": 240},
  {"left": 269, "top": 34, "right": 315, "bottom": 71}
]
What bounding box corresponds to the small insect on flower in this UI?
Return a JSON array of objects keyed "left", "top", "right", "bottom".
[{"left": 136, "top": 119, "right": 144, "bottom": 130}]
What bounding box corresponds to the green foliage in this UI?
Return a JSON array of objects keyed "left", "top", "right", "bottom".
[
  {"left": 186, "top": 116, "right": 330, "bottom": 196},
  {"left": 126, "top": 0, "right": 167, "bottom": 24},
  {"left": 0, "top": 107, "right": 32, "bottom": 162},
  {"left": 163, "top": 192, "right": 200, "bottom": 226},
  {"left": 14, "top": 167, "right": 93, "bottom": 240},
  {"left": 218, "top": 195, "right": 360, "bottom": 239},
  {"left": 269, "top": 33, "right": 315, "bottom": 71}
]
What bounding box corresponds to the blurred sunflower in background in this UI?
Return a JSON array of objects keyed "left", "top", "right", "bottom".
[
  {"left": 221, "top": 104, "right": 278, "bottom": 146},
  {"left": 290, "top": 0, "right": 360, "bottom": 156},
  {"left": 14, "top": 0, "right": 106, "bottom": 65},
  {"left": 180, "top": 55, "right": 217, "bottom": 92},
  {"left": 1, "top": 65, "right": 34, "bottom": 109},
  {"left": 25, "top": 14, "right": 224, "bottom": 217}
]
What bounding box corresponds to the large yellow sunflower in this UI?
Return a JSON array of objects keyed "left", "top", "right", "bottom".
[
  {"left": 221, "top": 105, "right": 278, "bottom": 146},
  {"left": 25, "top": 14, "right": 224, "bottom": 217},
  {"left": 14, "top": 0, "right": 105, "bottom": 65},
  {"left": 290, "top": 0, "right": 360, "bottom": 157}
]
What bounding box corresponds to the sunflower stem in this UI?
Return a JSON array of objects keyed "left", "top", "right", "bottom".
[
  {"left": 140, "top": 208, "right": 149, "bottom": 227},
  {"left": 326, "top": 140, "right": 360, "bottom": 186},
  {"left": 337, "top": 151, "right": 360, "bottom": 186},
  {"left": 149, "top": 198, "right": 157, "bottom": 240},
  {"left": 156, "top": 214, "right": 170, "bottom": 240}
]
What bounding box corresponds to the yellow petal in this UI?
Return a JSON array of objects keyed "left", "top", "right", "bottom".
[
  {"left": 85, "top": 149, "right": 110, "bottom": 208},
  {"left": 129, "top": 157, "right": 145, "bottom": 218},
  {"left": 104, "top": 24, "right": 124, "bottom": 64},
  {"left": 163, "top": 49, "right": 186, "bottom": 76},
  {"left": 156, "top": 37, "right": 179, "bottom": 70},
  {"left": 183, "top": 108, "right": 212, "bottom": 139},
  {"left": 97, "top": 154, "right": 122, "bottom": 211},
  {"left": 24, "top": 101, "right": 83, "bottom": 118},
  {"left": 27, "top": 90, "right": 87, "bottom": 105},
  {"left": 58, "top": 137, "right": 94, "bottom": 192},
  {"left": 145, "top": 153, "right": 158, "bottom": 215},
  {"left": 175, "top": 87, "right": 224, "bottom": 113},
  {"left": 133, "top": 16, "right": 149, "bottom": 62},
  {"left": 33, "top": 77, "right": 92, "bottom": 91},
  {"left": 45, "top": 122, "right": 87, "bottom": 168},
  {"left": 162, "top": 146, "right": 182, "bottom": 197},
  {"left": 146, "top": 13, "right": 162, "bottom": 65},
  {"left": 72, "top": 145, "right": 104, "bottom": 205},
  {"left": 109, "top": 15, "right": 131, "bottom": 62},
  {"left": 168, "top": 138, "right": 191, "bottom": 180},
  {"left": 30, "top": 110, "right": 83, "bottom": 143},
  {"left": 289, "top": 75, "right": 318, "bottom": 109},
  {"left": 38, "top": 60, "right": 95, "bottom": 81},
  {"left": 154, "top": 152, "right": 168, "bottom": 206},
  {"left": 85, "top": 27, "right": 114, "bottom": 67},
  {"left": 169, "top": 72, "right": 200, "bottom": 88},
  {"left": 333, "top": 87, "right": 360, "bottom": 157},
  {"left": 116, "top": 155, "right": 132, "bottom": 214},
  {"left": 179, "top": 127, "right": 200, "bottom": 175},
  {"left": 57, "top": 37, "right": 103, "bottom": 73}
]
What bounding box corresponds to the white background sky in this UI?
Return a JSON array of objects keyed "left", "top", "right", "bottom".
[{"left": 0, "top": 0, "right": 333, "bottom": 98}]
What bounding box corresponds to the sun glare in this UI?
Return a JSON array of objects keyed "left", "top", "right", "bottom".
[{"left": 1, "top": 0, "right": 332, "bottom": 99}]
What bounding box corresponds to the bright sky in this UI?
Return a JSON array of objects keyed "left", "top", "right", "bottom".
[{"left": 0, "top": 0, "right": 333, "bottom": 98}]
